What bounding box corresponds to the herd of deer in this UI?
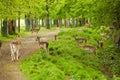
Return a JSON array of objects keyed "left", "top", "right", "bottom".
[
  {"left": 0, "top": 27, "right": 110, "bottom": 61},
  {"left": 74, "top": 32, "right": 110, "bottom": 54},
  {"left": 0, "top": 33, "right": 57, "bottom": 61}
]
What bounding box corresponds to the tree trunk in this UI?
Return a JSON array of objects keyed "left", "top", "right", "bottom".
[
  {"left": 8, "top": 20, "right": 16, "bottom": 35},
  {"left": 41, "top": 19, "right": 44, "bottom": 27},
  {"left": 66, "top": 19, "right": 70, "bottom": 27},
  {"left": 64, "top": 18, "right": 67, "bottom": 27},
  {"left": 25, "top": 15, "right": 31, "bottom": 31},
  {"left": 18, "top": 12, "right": 20, "bottom": 33},
  {"left": 59, "top": 19, "right": 62, "bottom": 28},
  {"left": 46, "top": 17, "right": 50, "bottom": 29},
  {"left": 72, "top": 18, "right": 75, "bottom": 27},
  {"left": 81, "top": 18, "right": 85, "bottom": 26},
  {"left": 1, "top": 20, "right": 8, "bottom": 36},
  {"left": 75, "top": 18, "right": 79, "bottom": 27},
  {"left": 46, "top": 0, "right": 50, "bottom": 29},
  {"left": 49, "top": 19, "right": 52, "bottom": 28}
]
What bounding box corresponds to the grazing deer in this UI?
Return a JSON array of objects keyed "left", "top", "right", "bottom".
[
  {"left": 74, "top": 37, "right": 87, "bottom": 44},
  {"left": 79, "top": 45, "right": 96, "bottom": 53},
  {"left": 10, "top": 35, "right": 21, "bottom": 61},
  {"left": 31, "top": 28, "right": 40, "bottom": 34},
  {"left": 77, "top": 29, "right": 83, "bottom": 32},
  {"left": 102, "top": 35, "right": 110, "bottom": 40},
  {"left": 0, "top": 40, "right": 2, "bottom": 56},
  {"left": 85, "top": 23, "right": 91, "bottom": 28},
  {"left": 36, "top": 36, "right": 49, "bottom": 52}
]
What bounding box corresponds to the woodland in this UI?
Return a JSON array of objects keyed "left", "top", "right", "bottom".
[{"left": 0, "top": 0, "right": 120, "bottom": 80}]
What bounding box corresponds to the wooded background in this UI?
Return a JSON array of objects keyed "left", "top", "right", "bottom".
[{"left": 0, "top": 0, "right": 120, "bottom": 48}]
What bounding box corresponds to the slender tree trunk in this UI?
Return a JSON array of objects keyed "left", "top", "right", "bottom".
[
  {"left": 81, "top": 18, "right": 85, "bottom": 26},
  {"left": 46, "top": 0, "right": 50, "bottom": 29},
  {"left": 49, "top": 19, "right": 52, "bottom": 28},
  {"left": 59, "top": 19, "right": 62, "bottom": 28},
  {"left": 8, "top": 20, "right": 16, "bottom": 35},
  {"left": 64, "top": 18, "right": 67, "bottom": 27},
  {"left": 76, "top": 18, "right": 79, "bottom": 27},
  {"left": 25, "top": 15, "right": 31, "bottom": 31},
  {"left": 54, "top": 19, "right": 59, "bottom": 27},
  {"left": 72, "top": 18, "right": 75, "bottom": 27},
  {"left": 18, "top": 12, "right": 20, "bottom": 33},
  {"left": 41, "top": 19, "right": 44, "bottom": 27},
  {"left": 1, "top": 19, "right": 8, "bottom": 36},
  {"left": 66, "top": 19, "right": 70, "bottom": 27}
]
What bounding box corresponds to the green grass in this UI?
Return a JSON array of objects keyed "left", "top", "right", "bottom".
[{"left": 19, "top": 26, "right": 120, "bottom": 80}]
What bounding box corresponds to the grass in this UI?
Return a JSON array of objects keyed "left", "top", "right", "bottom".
[{"left": 19, "top": 26, "right": 120, "bottom": 80}]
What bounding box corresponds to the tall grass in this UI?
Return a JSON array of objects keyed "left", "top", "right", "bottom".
[{"left": 19, "top": 27, "right": 120, "bottom": 80}]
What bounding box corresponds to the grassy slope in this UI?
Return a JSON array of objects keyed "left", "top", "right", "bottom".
[{"left": 19, "top": 27, "right": 120, "bottom": 80}]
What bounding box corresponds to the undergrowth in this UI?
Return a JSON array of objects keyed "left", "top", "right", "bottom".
[{"left": 19, "top": 27, "right": 120, "bottom": 80}]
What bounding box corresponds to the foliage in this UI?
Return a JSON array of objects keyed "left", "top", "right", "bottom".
[{"left": 19, "top": 27, "right": 120, "bottom": 80}]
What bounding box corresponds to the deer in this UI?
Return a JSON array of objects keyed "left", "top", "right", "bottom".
[
  {"left": 102, "top": 35, "right": 110, "bottom": 40},
  {"left": 10, "top": 35, "right": 21, "bottom": 61},
  {"left": 36, "top": 36, "right": 49, "bottom": 53},
  {"left": 74, "top": 35, "right": 87, "bottom": 44},
  {"left": 79, "top": 45, "right": 96, "bottom": 53},
  {"left": 31, "top": 27, "right": 40, "bottom": 34},
  {"left": 85, "top": 23, "right": 91, "bottom": 28},
  {"left": 0, "top": 40, "right": 2, "bottom": 56}
]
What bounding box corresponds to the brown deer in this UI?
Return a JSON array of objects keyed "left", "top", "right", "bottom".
[
  {"left": 36, "top": 36, "right": 49, "bottom": 53},
  {"left": 85, "top": 23, "right": 91, "bottom": 28},
  {"left": 10, "top": 35, "right": 21, "bottom": 61},
  {"left": 102, "top": 35, "right": 110, "bottom": 40},
  {"left": 77, "top": 29, "right": 83, "bottom": 32},
  {"left": 79, "top": 45, "right": 96, "bottom": 53},
  {"left": 75, "top": 37, "right": 87, "bottom": 44},
  {"left": 0, "top": 40, "right": 2, "bottom": 56},
  {"left": 31, "top": 28, "right": 40, "bottom": 34}
]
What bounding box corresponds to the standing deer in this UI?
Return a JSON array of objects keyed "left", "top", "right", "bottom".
[
  {"left": 10, "top": 35, "right": 21, "bottom": 61},
  {"left": 36, "top": 36, "right": 49, "bottom": 53},
  {"left": 31, "top": 27, "right": 40, "bottom": 35}
]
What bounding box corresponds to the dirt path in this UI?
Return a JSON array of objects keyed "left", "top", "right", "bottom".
[{"left": 0, "top": 29, "right": 60, "bottom": 80}]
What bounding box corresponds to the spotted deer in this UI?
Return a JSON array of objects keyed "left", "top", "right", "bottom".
[
  {"left": 10, "top": 35, "right": 21, "bottom": 61},
  {"left": 31, "top": 28, "right": 40, "bottom": 34},
  {"left": 102, "top": 35, "right": 110, "bottom": 40},
  {"left": 36, "top": 36, "right": 49, "bottom": 52},
  {"left": 74, "top": 36, "right": 87, "bottom": 44},
  {"left": 79, "top": 45, "right": 96, "bottom": 53}
]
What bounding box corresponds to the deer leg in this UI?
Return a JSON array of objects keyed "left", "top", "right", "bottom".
[
  {"left": 11, "top": 50, "right": 15, "bottom": 61},
  {"left": 16, "top": 48, "right": 20, "bottom": 60}
]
